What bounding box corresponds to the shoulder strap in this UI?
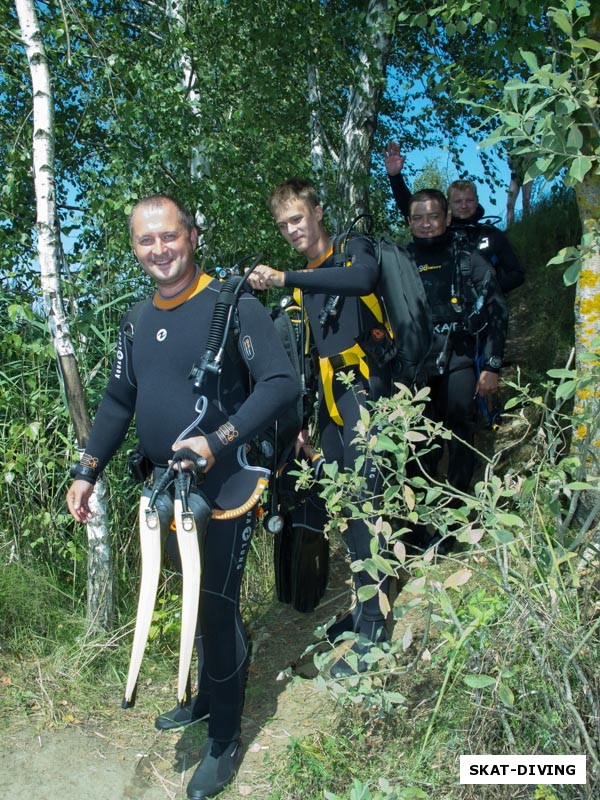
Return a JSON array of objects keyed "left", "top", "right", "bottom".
[
  {"left": 190, "top": 276, "right": 246, "bottom": 392},
  {"left": 376, "top": 238, "right": 432, "bottom": 382},
  {"left": 122, "top": 298, "right": 153, "bottom": 343}
]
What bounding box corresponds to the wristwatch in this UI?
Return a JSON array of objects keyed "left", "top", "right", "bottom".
[
  {"left": 70, "top": 462, "right": 98, "bottom": 484},
  {"left": 484, "top": 355, "right": 503, "bottom": 370}
]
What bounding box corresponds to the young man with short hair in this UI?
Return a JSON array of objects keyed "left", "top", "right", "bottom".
[{"left": 247, "top": 179, "right": 392, "bottom": 677}]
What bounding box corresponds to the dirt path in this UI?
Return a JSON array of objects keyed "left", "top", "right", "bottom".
[{"left": 0, "top": 563, "right": 352, "bottom": 800}]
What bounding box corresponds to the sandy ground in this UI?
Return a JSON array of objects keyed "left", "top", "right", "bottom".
[{"left": 0, "top": 562, "right": 351, "bottom": 800}]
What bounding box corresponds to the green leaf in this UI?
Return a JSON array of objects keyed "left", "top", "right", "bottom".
[
  {"left": 547, "top": 246, "right": 580, "bottom": 266},
  {"left": 503, "top": 396, "right": 523, "bottom": 410},
  {"left": 547, "top": 368, "right": 576, "bottom": 379},
  {"left": 374, "top": 433, "right": 398, "bottom": 452},
  {"left": 498, "top": 682, "right": 515, "bottom": 707},
  {"left": 405, "top": 430, "right": 428, "bottom": 442},
  {"left": 569, "top": 156, "right": 593, "bottom": 182},
  {"left": 563, "top": 260, "right": 582, "bottom": 285},
  {"left": 495, "top": 513, "right": 525, "bottom": 528},
  {"left": 520, "top": 50, "right": 539, "bottom": 72},
  {"left": 566, "top": 125, "right": 583, "bottom": 151},
  {"left": 575, "top": 37, "right": 600, "bottom": 52},
  {"left": 443, "top": 569, "right": 472, "bottom": 590},
  {"left": 556, "top": 379, "right": 578, "bottom": 400},
  {"left": 490, "top": 529, "right": 515, "bottom": 545},
  {"left": 550, "top": 9, "right": 573, "bottom": 36},
  {"left": 357, "top": 584, "right": 378, "bottom": 602},
  {"left": 464, "top": 674, "right": 496, "bottom": 688},
  {"left": 386, "top": 691, "right": 408, "bottom": 705},
  {"left": 566, "top": 481, "right": 596, "bottom": 491}
]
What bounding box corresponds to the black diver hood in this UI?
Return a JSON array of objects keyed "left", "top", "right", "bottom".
[{"left": 411, "top": 229, "right": 453, "bottom": 251}]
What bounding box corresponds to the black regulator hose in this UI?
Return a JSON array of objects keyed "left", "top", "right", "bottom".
[{"left": 189, "top": 253, "right": 262, "bottom": 391}]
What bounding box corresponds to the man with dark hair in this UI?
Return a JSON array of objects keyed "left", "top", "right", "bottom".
[
  {"left": 246, "top": 178, "right": 393, "bottom": 677},
  {"left": 404, "top": 189, "right": 508, "bottom": 532},
  {"left": 383, "top": 142, "right": 525, "bottom": 293},
  {"left": 66, "top": 193, "right": 300, "bottom": 799}
]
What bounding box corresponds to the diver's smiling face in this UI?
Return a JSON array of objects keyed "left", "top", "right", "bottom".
[
  {"left": 131, "top": 200, "right": 197, "bottom": 296},
  {"left": 409, "top": 199, "right": 450, "bottom": 238}
]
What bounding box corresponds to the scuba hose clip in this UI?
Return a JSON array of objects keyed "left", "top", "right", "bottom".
[
  {"left": 450, "top": 283, "right": 463, "bottom": 315},
  {"left": 189, "top": 349, "right": 224, "bottom": 389},
  {"left": 435, "top": 323, "right": 455, "bottom": 375},
  {"left": 215, "top": 265, "right": 240, "bottom": 280},
  {"left": 319, "top": 294, "right": 340, "bottom": 327},
  {"left": 146, "top": 449, "right": 208, "bottom": 513},
  {"left": 318, "top": 214, "right": 373, "bottom": 330}
]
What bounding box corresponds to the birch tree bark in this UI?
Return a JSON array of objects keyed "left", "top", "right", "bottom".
[
  {"left": 573, "top": 172, "right": 600, "bottom": 543},
  {"left": 334, "top": 0, "right": 398, "bottom": 227},
  {"left": 308, "top": 62, "right": 337, "bottom": 208},
  {"left": 15, "top": 0, "right": 114, "bottom": 631},
  {"left": 167, "top": 0, "right": 210, "bottom": 243}
]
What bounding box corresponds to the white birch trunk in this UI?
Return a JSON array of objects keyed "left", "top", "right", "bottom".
[
  {"left": 167, "top": 0, "right": 209, "bottom": 238},
  {"left": 15, "top": 0, "right": 114, "bottom": 630},
  {"left": 573, "top": 172, "right": 600, "bottom": 566},
  {"left": 308, "top": 62, "right": 337, "bottom": 208},
  {"left": 335, "top": 0, "right": 398, "bottom": 227}
]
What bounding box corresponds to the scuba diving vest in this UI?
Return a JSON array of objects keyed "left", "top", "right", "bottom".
[{"left": 319, "top": 215, "right": 433, "bottom": 387}]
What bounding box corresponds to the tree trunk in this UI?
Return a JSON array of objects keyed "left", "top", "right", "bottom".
[
  {"left": 167, "top": 0, "right": 210, "bottom": 240},
  {"left": 15, "top": 0, "right": 114, "bottom": 630},
  {"left": 335, "top": 0, "right": 398, "bottom": 227},
  {"left": 308, "top": 62, "right": 335, "bottom": 208},
  {"left": 572, "top": 171, "right": 600, "bottom": 558}
]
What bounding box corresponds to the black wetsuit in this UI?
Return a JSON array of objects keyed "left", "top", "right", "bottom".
[
  {"left": 284, "top": 236, "right": 391, "bottom": 638},
  {"left": 408, "top": 231, "right": 508, "bottom": 492},
  {"left": 388, "top": 172, "right": 525, "bottom": 294},
  {"left": 79, "top": 269, "right": 300, "bottom": 742}
]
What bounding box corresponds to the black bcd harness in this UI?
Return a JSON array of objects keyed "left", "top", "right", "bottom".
[{"left": 122, "top": 254, "right": 304, "bottom": 479}]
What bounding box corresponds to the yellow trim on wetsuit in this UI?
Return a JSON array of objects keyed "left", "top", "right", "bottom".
[
  {"left": 153, "top": 270, "right": 214, "bottom": 310},
  {"left": 319, "top": 343, "right": 370, "bottom": 426},
  {"left": 301, "top": 238, "right": 392, "bottom": 425},
  {"left": 308, "top": 240, "right": 389, "bottom": 332}
]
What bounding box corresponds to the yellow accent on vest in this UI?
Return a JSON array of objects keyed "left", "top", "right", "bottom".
[
  {"left": 319, "top": 343, "right": 370, "bottom": 426},
  {"left": 299, "top": 237, "right": 392, "bottom": 425}
]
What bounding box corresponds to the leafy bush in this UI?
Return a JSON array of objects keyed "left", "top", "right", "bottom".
[{"left": 293, "top": 344, "right": 599, "bottom": 799}]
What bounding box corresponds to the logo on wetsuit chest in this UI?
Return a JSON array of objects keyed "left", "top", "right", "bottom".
[
  {"left": 241, "top": 335, "right": 254, "bottom": 360},
  {"left": 156, "top": 329, "right": 167, "bottom": 342}
]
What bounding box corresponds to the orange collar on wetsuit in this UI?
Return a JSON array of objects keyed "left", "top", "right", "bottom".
[
  {"left": 306, "top": 241, "right": 334, "bottom": 269},
  {"left": 153, "top": 269, "right": 214, "bottom": 310}
]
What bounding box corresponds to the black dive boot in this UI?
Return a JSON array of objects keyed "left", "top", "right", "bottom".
[
  {"left": 155, "top": 695, "right": 210, "bottom": 731},
  {"left": 186, "top": 738, "right": 243, "bottom": 799},
  {"left": 325, "top": 603, "right": 363, "bottom": 643},
  {"left": 330, "top": 617, "right": 389, "bottom": 678}
]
